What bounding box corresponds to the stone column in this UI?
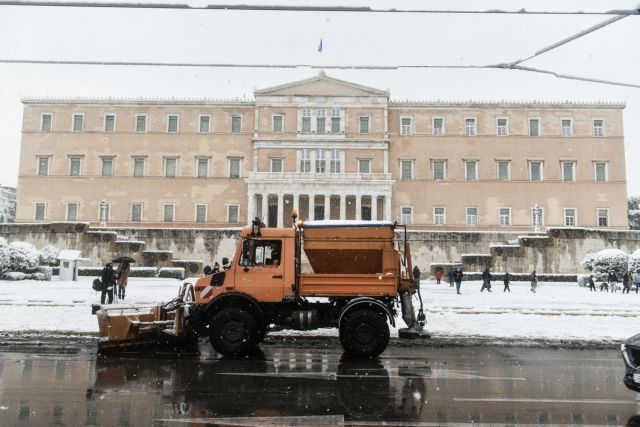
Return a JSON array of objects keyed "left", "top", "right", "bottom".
[
  {"left": 277, "top": 194, "right": 284, "bottom": 228},
  {"left": 309, "top": 194, "right": 316, "bottom": 220},
  {"left": 384, "top": 192, "right": 392, "bottom": 221},
  {"left": 355, "top": 194, "right": 362, "bottom": 221},
  {"left": 371, "top": 195, "right": 378, "bottom": 221},
  {"left": 293, "top": 193, "right": 299, "bottom": 216},
  {"left": 247, "top": 191, "right": 256, "bottom": 223},
  {"left": 339, "top": 196, "right": 346, "bottom": 220},
  {"left": 261, "top": 194, "right": 268, "bottom": 224},
  {"left": 324, "top": 195, "right": 330, "bottom": 220}
]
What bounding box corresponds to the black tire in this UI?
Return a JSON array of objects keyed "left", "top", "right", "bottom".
[
  {"left": 339, "top": 309, "right": 390, "bottom": 358},
  {"left": 209, "top": 308, "right": 259, "bottom": 356}
]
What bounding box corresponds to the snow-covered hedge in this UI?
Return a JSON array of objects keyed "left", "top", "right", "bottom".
[
  {"left": 128, "top": 267, "right": 158, "bottom": 278},
  {"left": 459, "top": 272, "right": 577, "bottom": 282},
  {"left": 39, "top": 245, "right": 59, "bottom": 266},
  {"left": 630, "top": 249, "right": 640, "bottom": 274},
  {"left": 581, "top": 249, "right": 630, "bottom": 280},
  {"left": 78, "top": 267, "right": 104, "bottom": 277},
  {"left": 158, "top": 267, "right": 185, "bottom": 279},
  {"left": 0, "top": 241, "right": 40, "bottom": 273}
]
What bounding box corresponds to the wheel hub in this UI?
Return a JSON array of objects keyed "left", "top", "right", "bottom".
[
  {"left": 354, "top": 322, "right": 375, "bottom": 345},
  {"left": 222, "top": 321, "right": 245, "bottom": 343}
]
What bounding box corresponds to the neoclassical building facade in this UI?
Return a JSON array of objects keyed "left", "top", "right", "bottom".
[{"left": 16, "top": 73, "right": 629, "bottom": 230}]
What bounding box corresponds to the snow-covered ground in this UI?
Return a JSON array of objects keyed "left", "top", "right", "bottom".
[{"left": 0, "top": 277, "right": 638, "bottom": 346}]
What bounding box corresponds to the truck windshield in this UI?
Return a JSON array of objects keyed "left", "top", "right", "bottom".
[{"left": 240, "top": 239, "right": 282, "bottom": 267}]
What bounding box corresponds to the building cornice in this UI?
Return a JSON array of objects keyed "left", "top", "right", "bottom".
[
  {"left": 21, "top": 97, "right": 256, "bottom": 106},
  {"left": 390, "top": 100, "right": 626, "bottom": 109}
]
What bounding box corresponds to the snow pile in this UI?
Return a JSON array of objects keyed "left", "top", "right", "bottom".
[
  {"left": 581, "top": 249, "right": 629, "bottom": 280},
  {"left": 0, "top": 241, "right": 39, "bottom": 274},
  {"left": 630, "top": 249, "right": 640, "bottom": 273},
  {"left": 38, "top": 244, "right": 59, "bottom": 266}
]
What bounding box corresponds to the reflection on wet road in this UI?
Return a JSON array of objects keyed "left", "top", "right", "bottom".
[{"left": 0, "top": 341, "right": 639, "bottom": 426}]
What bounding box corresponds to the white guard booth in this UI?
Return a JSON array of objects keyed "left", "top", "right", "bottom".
[{"left": 57, "top": 250, "right": 89, "bottom": 281}]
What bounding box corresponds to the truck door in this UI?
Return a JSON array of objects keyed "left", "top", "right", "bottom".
[{"left": 236, "top": 239, "right": 285, "bottom": 302}]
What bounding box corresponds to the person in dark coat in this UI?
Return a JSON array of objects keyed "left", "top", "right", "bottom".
[
  {"left": 413, "top": 266, "right": 421, "bottom": 286},
  {"left": 454, "top": 269, "right": 463, "bottom": 294},
  {"left": 623, "top": 271, "right": 632, "bottom": 294},
  {"left": 100, "top": 262, "right": 116, "bottom": 304},
  {"left": 448, "top": 269, "right": 455, "bottom": 287},
  {"left": 608, "top": 272, "right": 618, "bottom": 292},
  {"left": 588, "top": 275, "right": 596, "bottom": 292},
  {"left": 503, "top": 272, "right": 511, "bottom": 292},
  {"left": 530, "top": 270, "right": 538, "bottom": 293},
  {"left": 481, "top": 268, "right": 492, "bottom": 292}
]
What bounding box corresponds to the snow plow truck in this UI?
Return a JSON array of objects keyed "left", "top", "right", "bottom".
[{"left": 94, "top": 213, "right": 429, "bottom": 358}]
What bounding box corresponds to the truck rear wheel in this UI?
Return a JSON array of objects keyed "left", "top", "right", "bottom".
[
  {"left": 339, "top": 309, "right": 389, "bottom": 358},
  {"left": 209, "top": 308, "right": 259, "bottom": 356}
]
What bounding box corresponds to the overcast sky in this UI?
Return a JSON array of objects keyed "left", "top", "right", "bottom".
[{"left": 1, "top": 0, "right": 638, "bottom": 195}]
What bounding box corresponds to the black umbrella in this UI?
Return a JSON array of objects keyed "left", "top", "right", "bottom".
[{"left": 112, "top": 256, "right": 136, "bottom": 263}]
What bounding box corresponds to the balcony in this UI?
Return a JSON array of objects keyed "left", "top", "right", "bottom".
[{"left": 247, "top": 171, "right": 392, "bottom": 183}]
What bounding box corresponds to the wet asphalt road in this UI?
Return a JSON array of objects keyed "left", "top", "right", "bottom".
[{"left": 0, "top": 337, "right": 639, "bottom": 426}]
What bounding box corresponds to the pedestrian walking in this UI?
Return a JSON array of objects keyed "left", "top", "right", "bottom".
[
  {"left": 588, "top": 275, "right": 596, "bottom": 292},
  {"left": 435, "top": 269, "right": 442, "bottom": 284},
  {"left": 634, "top": 273, "right": 640, "bottom": 294},
  {"left": 623, "top": 271, "right": 632, "bottom": 294},
  {"left": 100, "top": 262, "right": 116, "bottom": 304},
  {"left": 454, "top": 268, "right": 463, "bottom": 294},
  {"left": 116, "top": 261, "right": 131, "bottom": 300},
  {"left": 503, "top": 272, "right": 511, "bottom": 292},
  {"left": 530, "top": 270, "right": 537, "bottom": 293},
  {"left": 413, "top": 265, "right": 421, "bottom": 286},
  {"left": 608, "top": 272, "right": 619, "bottom": 292},
  {"left": 481, "top": 268, "right": 492, "bottom": 292},
  {"left": 448, "top": 269, "right": 455, "bottom": 287}
]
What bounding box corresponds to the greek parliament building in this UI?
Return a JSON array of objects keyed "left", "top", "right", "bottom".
[{"left": 16, "top": 73, "right": 629, "bottom": 230}]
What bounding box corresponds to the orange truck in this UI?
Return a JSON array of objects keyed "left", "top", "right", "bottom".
[{"left": 95, "top": 215, "right": 429, "bottom": 358}]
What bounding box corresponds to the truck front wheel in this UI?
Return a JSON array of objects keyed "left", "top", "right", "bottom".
[
  {"left": 339, "top": 309, "right": 389, "bottom": 358},
  {"left": 209, "top": 308, "right": 259, "bottom": 356}
]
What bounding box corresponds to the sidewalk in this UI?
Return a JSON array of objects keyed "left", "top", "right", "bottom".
[{"left": 0, "top": 277, "right": 637, "bottom": 346}]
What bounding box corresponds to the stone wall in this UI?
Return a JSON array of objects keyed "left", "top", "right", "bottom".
[{"left": 1, "top": 223, "right": 639, "bottom": 276}]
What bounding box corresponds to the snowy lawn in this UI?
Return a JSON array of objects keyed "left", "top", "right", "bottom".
[{"left": 0, "top": 277, "right": 638, "bottom": 344}]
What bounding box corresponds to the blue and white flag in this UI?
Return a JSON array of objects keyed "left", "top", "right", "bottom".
[{"left": 317, "top": 38, "right": 323, "bottom": 52}]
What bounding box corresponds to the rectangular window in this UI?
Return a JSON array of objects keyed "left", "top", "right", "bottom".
[
  {"left": 433, "top": 117, "right": 444, "bottom": 136},
  {"left": 104, "top": 114, "right": 116, "bottom": 132},
  {"left": 466, "top": 207, "right": 478, "bottom": 226},
  {"left": 465, "top": 160, "right": 477, "bottom": 181},
  {"left": 358, "top": 159, "right": 371, "bottom": 174},
  {"left": 465, "top": 118, "right": 476, "bottom": 136},
  {"left": 231, "top": 115, "right": 241, "bottom": 133},
  {"left": 69, "top": 157, "right": 82, "bottom": 176},
  {"left": 197, "top": 158, "right": 209, "bottom": 178},
  {"left": 100, "top": 203, "right": 111, "bottom": 221},
  {"left": 35, "top": 202, "right": 46, "bottom": 221},
  {"left": 564, "top": 208, "right": 576, "bottom": 227},
  {"left": 400, "top": 117, "right": 412, "bottom": 136},
  {"left": 529, "top": 118, "right": 539, "bottom": 136},
  {"left": 195, "top": 204, "right": 207, "bottom": 223},
  {"left": 401, "top": 207, "right": 413, "bottom": 225},
  {"left": 101, "top": 157, "right": 113, "bottom": 177},
  {"left": 530, "top": 206, "right": 545, "bottom": 226},
  {"left": 133, "top": 157, "right": 145, "bottom": 177},
  {"left": 300, "top": 149, "right": 311, "bottom": 173},
  {"left": 37, "top": 156, "right": 50, "bottom": 176},
  {"left": 163, "top": 204, "right": 175, "bottom": 223},
  {"left": 359, "top": 116, "right": 370, "bottom": 134},
  {"left": 331, "top": 117, "right": 340, "bottom": 134},
  {"left": 561, "top": 119, "right": 572, "bottom": 137},
  {"left": 432, "top": 160, "right": 446, "bottom": 181},
  {"left": 593, "top": 119, "right": 604, "bottom": 137},
  {"left": 301, "top": 109, "right": 311, "bottom": 133},
  {"left": 597, "top": 208, "right": 609, "bottom": 227},
  {"left": 315, "top": 149, "right": 326, "bottom": 173},
  {"left": 131, "top": 203, "right": 142, "bottom": 222},
  {"left": 496, "top": 118, "right": 508, "bottom": 136},
  {"left": 167, "top": 115, "right": 179, "bottom": 133},
  {"left": 400, "top": 160, "right": 413, "bottom": 180},
  {"left": 228, "top": 205, "right": 239, "bottom": 223},
  {"left": 270, "top": 158, "right": 283, "bottom": 173},
  {"left": 316, "top": 117, "right": 326, "bottom": 133},
  {"left": 594, "top": 162, "right": 607, "bottom": 182},
  {"left": 273, "top": 115, "right": 283, "bottom": 133},
  {"left": 41, "top": 113, "right": 53, "bottom": 132},
  {"left": 229, "top": 158, "right": 241, "bottom": 178},
  {"left": 199, "top": 115, "right": 211, "bottom": 133},
  {"left": 499, "top": 208, "right": 511, "bottom": 226},
  {"left": 72, "top": 113, "right": 84, "bottom": 132},
  {"left": 497, "top": 161, "right": 510, "bottom": 181},
  {"left": 330, "top": 149, "right": 341, "bottom": 173},
  {"left": 562, "top": 161, "right": 576, "bottom": 182},
  {"left": 66, "top": 203, "right": 78, "bottom": 221},
  {"left": 136, "top": 114, "right": 147, "bottom": 132},
  {"left": 434, "top": 207, "right": 445, "bottom": 225},
  {"left": 165, "top": 158, "right": 177, "bottom": 178},
  {"left": 529, "top": 161, "right": 543, "bottom": 181}
]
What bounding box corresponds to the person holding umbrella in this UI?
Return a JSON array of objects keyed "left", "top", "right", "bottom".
[{"left": 116, "top": 261, "right": 131, "bottom": 300}]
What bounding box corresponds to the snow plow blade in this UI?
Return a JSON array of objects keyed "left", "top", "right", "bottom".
[
  {"left": 398, "top": 328, "right": 432, "bottom": 339},
  {"left": 94, "top": 303, "right": 197, "bottom": 353}
]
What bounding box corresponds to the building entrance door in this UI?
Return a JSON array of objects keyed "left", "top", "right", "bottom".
[{"left": 268, "top": 205, "right": 278, "bottom": 228}]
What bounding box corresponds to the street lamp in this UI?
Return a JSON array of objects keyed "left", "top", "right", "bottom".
[
  {"left": 533, "top": 203, "right": 542, "bottom": 233},
  {"left": 99, "top": 199, "right": 108, "bottom": 227}
]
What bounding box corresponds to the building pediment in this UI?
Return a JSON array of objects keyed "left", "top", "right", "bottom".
[{"left": 255, "top": 72, "right": 389, "bottom": 98}]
